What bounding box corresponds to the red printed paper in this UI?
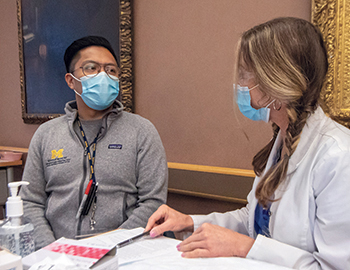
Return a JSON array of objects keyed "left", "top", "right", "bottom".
[{"left": 44, "top": 242, "right": 110, "bottom": 260}]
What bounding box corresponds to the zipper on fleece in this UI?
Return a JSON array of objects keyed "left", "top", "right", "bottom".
[{"left": 75, "top": 128, "right": 89, "bottom": 237}]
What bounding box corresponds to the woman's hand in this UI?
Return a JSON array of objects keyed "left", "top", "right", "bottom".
[
  {"left": 145, "top": 204, "right": 194, "bottom": 237},
  {"left": 177, "top": 223, "right": 254, "bottom": 258}
]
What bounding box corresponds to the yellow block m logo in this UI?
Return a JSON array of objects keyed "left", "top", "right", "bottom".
[{"left": 51, "top": 149, "right": 64, "bottom": 159}]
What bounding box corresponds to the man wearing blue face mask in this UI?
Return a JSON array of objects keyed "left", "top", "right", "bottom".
[{"left": 20, "top": 36, "right": 168, "bottom": 250}]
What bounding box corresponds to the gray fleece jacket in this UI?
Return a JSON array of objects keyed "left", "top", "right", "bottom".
[{"left": 20, "top": 100, "right": 168, "bottom": 250}]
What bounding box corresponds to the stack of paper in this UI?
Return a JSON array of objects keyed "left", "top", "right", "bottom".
[
  {"left": 22, "top": 236, "right": 117, "bottom": 270},
  {"left": 0, "top": 248, "right": 23, "bottom": 270},
  {"left": 79, "top": 228, "right": 181, "bottom": 266},
  {"left": 22, "top": 228, "right": 180, "bottom": 269},
  {"left": 22, "top": 228, "right": 293, "bottom": 270}
]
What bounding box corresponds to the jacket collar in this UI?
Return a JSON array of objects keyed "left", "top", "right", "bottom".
[
  {"left": 64, "top": 100, "right": 124, "bottom": 140},
  {"left": 264, "top": 107, "right": 328, "bottom": 176},
  {"left": 64, "top": 100, "right": 124, "bottom": 122},
  {"left": 286, "top": 106, "right": 327, "bottom": 174}
]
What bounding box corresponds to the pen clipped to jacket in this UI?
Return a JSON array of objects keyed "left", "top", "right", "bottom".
[{"left": 76, "top": 181, "right": 98, "bottom": 219}]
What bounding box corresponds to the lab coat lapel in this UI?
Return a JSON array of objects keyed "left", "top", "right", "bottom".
[
  {"left": 287, "top": 107, "right": 327, "bottom": 175},
  {"left": 248, "top": 132, "right": 283, "bottom": 237}
]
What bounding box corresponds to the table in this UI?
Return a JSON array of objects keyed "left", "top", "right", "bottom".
[
  {"left": 22, "top": 227, "right": 293, "bottom": 270},
  {"left": 119, "top": 247, "right": 293, "bottom": 270},
  {"left": 0, "top": 160, "right": 22, "bottom": 180}
]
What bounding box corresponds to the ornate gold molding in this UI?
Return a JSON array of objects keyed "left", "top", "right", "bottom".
[
  {"left": 120, "top": 0, "right": 134, "bottom": 113},
  {"left": 312, "top": 0, "right": 350, "bottom": 128}
]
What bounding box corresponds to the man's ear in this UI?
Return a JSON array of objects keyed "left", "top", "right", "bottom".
[{"left": 65, "top": 73, "right": 75, "bottom": 89}]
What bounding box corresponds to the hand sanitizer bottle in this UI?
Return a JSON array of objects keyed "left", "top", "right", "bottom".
[{"left": 0, "top": 181, "right": 35, "bottom": 257}]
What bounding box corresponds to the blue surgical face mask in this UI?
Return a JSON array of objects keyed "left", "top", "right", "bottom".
[
  {"left": 235, "top": 84, "right": 274, "bottom": 123},
  {"left": 71, "top": 72, "right": 119, "bottom": 111}
]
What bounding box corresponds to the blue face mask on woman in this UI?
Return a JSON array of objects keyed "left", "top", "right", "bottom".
[
  {"left": 235, "top": 84, "right": 274, "bottom": 123},
  {"left": 71, "top": 72, "right": 119, "bottom": 111}
]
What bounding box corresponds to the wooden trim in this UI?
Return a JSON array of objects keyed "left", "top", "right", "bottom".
[
  {"left": 0, "top": 160, "right": 22, "bottom": 167},
  {"left": 0, "top": 146, "right": 28, "bottom": 153},
  {"left": 168, "top": 188, "right": 248, "bottom": 204},
  {"left": 168, "top": 162, "right": 255, "bottom": 177},
  {"left": 168, "top": 163, "right": 254, "bottom": 203}
]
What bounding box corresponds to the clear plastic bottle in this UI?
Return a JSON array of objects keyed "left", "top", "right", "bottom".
[{"left": 0, "top": 181, "right": 35, "bottom": 257}]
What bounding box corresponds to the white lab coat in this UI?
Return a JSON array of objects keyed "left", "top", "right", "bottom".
[{"left": 191, "top": 107, "right": 350, "bottom": 270}]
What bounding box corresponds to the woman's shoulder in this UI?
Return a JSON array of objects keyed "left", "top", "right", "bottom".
[
  {"left": 306, "top": 107, "right": 350, "bottom": 149},
  {"left": 320, "top": 116, "right": 350, "bottom": 150}
]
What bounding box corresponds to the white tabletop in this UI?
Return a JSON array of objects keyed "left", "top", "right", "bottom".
[
  {"left": 22, "top": 228, "right": 293, "bottom": 270},
  {"left": 119, "top": 245, "right": 292, "bottom": 270}
]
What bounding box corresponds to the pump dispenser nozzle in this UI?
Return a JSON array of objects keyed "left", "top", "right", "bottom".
[{"left": 6, "top": 181, "right": 29, "bottom": 218}]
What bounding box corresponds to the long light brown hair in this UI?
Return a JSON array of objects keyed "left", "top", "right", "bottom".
[{"left": 235, "top": 17, "right": 328, "bottom": 207}]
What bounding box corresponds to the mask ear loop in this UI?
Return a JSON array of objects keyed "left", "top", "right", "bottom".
[
  {"left": 73, "top": 89, "right": 82, "bottom": 97},
  {"left": 70, "top": 73, "right": 83, "bottom": 97},
  {"left": 249, "top": 84, "right": 259, "bottom": 91},
  {"left": 273, "top": 100, "right": 282, "bottom": 111},
  {"left": 70, "top": 73, "right": 82, "bottom": 82},
  {"left": 257, "top": 94, "right": 274, "bottom": 108},
  {"left": 265, "top": 99, "right": 275, "bottom": 109}
]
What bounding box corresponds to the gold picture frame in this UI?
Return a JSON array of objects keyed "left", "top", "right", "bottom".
[
  {"left": 312, "top": 0, "right": 350, "bottom": 128},
  {"left": 17, "top": 0, "right": 133, "bottom": 124}
]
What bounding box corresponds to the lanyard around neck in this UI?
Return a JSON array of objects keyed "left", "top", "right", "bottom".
[{"left": 77, "top": 119, "right": 100, "bottom": 183}]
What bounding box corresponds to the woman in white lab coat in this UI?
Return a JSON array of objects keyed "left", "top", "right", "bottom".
[{"left": 145, "top": 17, "right": 350, "bottom": 270}]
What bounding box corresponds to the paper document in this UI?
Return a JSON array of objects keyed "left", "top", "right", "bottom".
[
  {"left": 22, "top": 237, "right": 117, "bottom": 270},
  {"left": 80, "top": 228, "right": 181, "bottom": 265}
]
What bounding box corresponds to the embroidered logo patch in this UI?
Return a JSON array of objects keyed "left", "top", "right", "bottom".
[
  {"left": 46, "top": 149, "right": 71, "bottom": 167},
  {"left": 51, "top": 149, "right": 64, "bottom": 159},
  {"left": 108, "top": 144, "right": 122, "bottom": 149}
]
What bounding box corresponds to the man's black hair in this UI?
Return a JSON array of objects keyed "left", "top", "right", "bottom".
[{"left": 64, "top": 36, "right": 119, "bottom": 73}]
